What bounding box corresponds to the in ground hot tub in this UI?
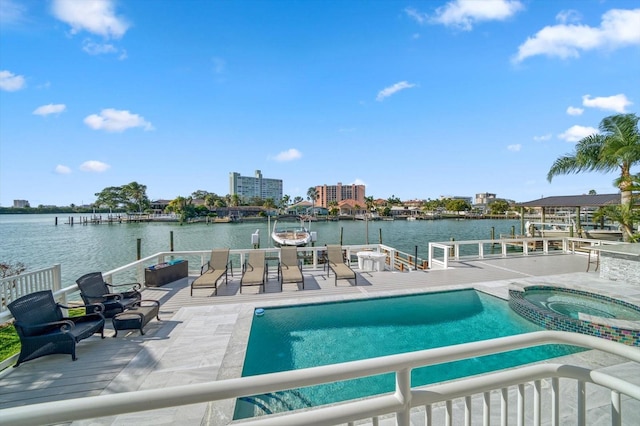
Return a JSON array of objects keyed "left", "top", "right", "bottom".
[{"left": 509, "top": 286, "right": 640, "bottom": 346}]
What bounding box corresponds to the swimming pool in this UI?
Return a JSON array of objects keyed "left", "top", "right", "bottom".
[
  {"left": 235, "top": 289, "right": 582, "bottom": 419},
  {"left": 510, "top": 286, "right": 640, "bottom": 346}
]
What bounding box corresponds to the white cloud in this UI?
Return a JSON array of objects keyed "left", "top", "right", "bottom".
[
  {"left": 376, "top": 81, "right": 416, "bottom": 101},
  {"left": 582, "top": 94, "right": 632, "bottom": 113},
  {"left": 82, "top": 39, "right": 118, "bottom": 55},
  {"left": 507, "top": 144, "right": 521, "bottom": 152},
  {"left": 0, "top": 70, "right": 26, "bottom": 91},
  {"left": 351, "top": 178, "right": 367, "bottom": 186},
  {"left": 52, "top": 0, "right": 129, "bottom": 39},
  {"left": 33, "top": 103, "right": 66, "bottom": 116},
  {"left": 430, "top": 0, "right": 524, "bottom": 31},
  {"left": 405, "top": 7, "right": 428, "bottom": 25},
  {"left": 84, "top": 108, "right": 154, "bottom": 132},
  {"left": 558, "top": 125, "right": 598, "bottom": 142},
  {"left": 55, "top": 165, "right": 72, "bottom": 174},
  {"left": 514, "top": 8, "right": 640, "bottom": 62},
  {"left": 0, "top": 0, "right": 27, "bottom": 25},
  {"left": 533, "top": 134, "right": 552, "bottom": 141},
  {"left": 566, "top": 106, "right": 584, "bottom": 116},
  {"left": 556, "top": 10, "right": 582, "bottom": 25},
  {"left": 80, "top": 160, "right": 110, "bottom": 172},
  {"left": 272, "top": 148, "right": 302, "bottom": 162}
]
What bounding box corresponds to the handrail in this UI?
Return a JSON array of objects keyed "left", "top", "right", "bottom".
[
  {"left": 1, "top": 331, "right": 639, "bottom": 426},
  {"left": 0, "top": 264, "right": 61, "bottom": 318},
  {"left": 426, "top": 236, "right": 622, "bottom": 269}
]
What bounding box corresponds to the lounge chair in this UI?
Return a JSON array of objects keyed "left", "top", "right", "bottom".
[
  {"left": 278, "top": 246, "right": 304, "bottom": 290},
  {"left": 191, "top": 248, "right": 231, "bottom": 296},
  {"left": 8, "top": 290, "right": 105, "bottom": 367},
  {"left": 76, "top": 272, "right": 141, "bottom": 318},
  {"left": 326, "top": 244, "right": 357, "bottom": 286},
  {"left": 240, "top": 250, "right": 266, "bottom": 293}
]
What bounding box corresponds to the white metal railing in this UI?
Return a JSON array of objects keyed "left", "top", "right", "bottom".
[
  {"left": 426, "top": 236, "right": 622, "bottom": 269},
  {"left": 1, "top": 331, "right": 638, "bottom": 426},
  {"left": 0, "top": 265, "right": 62, "bottom": 318},
  {"left": 2, "top": 238, "right": 604, "bottom": 321}
]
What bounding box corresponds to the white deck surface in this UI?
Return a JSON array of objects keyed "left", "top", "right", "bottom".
[{"left": 1, "top": 252, "right": 639, "bottom": 425}]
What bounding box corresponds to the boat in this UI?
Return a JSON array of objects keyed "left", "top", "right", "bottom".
[
  {"left": 271, "top": 215, "right": 312, "bottom": 247},
  {"left": 525, "top": 221, "right": 577, "bottom": 238},
  {"left": 525, "top": 220, "right": 623, "bottom": 241},
  {"left": 580, "top": 224, "right": 624, "bottom": 241}
]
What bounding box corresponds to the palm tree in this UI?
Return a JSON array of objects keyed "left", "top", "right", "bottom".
[
  {"left": 204, "top": 194, "right": 215, "bottom": 212},
  {"left": 548, "top": 113, "right": 639, "bottom": 241},
  {"left": 548, "top": 113, "right": 640, "bottom": 205},
  {"left": 281, "top": 194, "right": 290, "bottom": 213},
  {"left": 364, "top": 196, "right": 375, "bottom": 218},
  {"left": 307, "top": 187, "right": 318, "bottom": 216}
]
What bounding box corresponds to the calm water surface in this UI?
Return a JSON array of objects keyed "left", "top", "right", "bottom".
[{"left": 0, "top": 214, "right": 521, "bottom": 286}]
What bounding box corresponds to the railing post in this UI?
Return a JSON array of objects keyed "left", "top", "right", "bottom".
[
  {"left": 533, "top": 380, "right": 541, "bottom": 426},
  {"left": 52, "top": 264, "right": 62, "bottom": 292},
  {"left": 517, "top": 383, "right": 525, "bottom": 426},
  {"left": 611, "top": 390, "right": 622, "bottom": 426},
  {"left": 483, "top": 391, "right": 490, "bottom": 426},
  {"left": 395, "top": 368, "right": 411, "bottom": 426},
  {"left": 577, "top": 381, "right": 586, "bottom": 425},
  {"left": 551, "top": 377, "right": 559, "bottom": 426}
]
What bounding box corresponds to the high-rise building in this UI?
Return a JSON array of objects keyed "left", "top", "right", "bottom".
[
  {"left": 315, "top": 182, "right": 365, "bottom": 208},
  {"left": 13, "top": 199, "right": 29, "bottom": 208},
  {"left": 229, "top": 170, "right": 282, "bottom": 203}
]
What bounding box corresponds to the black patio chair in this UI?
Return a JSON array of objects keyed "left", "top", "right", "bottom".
[
  {"left": 76, "top": 272, "right": 142, "bottom": 318},
  {"left": 7, "top": 290, "right": 105, "bottom": 367}
]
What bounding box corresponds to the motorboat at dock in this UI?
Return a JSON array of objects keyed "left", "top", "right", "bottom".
[{"left": 271, "top": 215, "right": 312, "bottom": 247}]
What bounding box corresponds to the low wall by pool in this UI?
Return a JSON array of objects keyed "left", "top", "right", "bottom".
[{"left": 509, "top": 286, "right": 640, "bottom": 347}]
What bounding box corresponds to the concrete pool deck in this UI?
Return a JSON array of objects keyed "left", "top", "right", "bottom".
[{"left": 1, "top": 253, "right": 639, "bottom": 424}]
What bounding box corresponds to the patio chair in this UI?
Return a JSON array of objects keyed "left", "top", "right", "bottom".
[
  {"left": 326, "top": 244, "right": 357, "bottom": 286},
  {"left": 240, "top": 250, "right": 266, "bottom": 293},
  {"left": 191, "top": 248, "right": 231, "bottom": 296},
  {"left": 76, "top": 272, "right": 142, "bottom": 318},
  {"left": 278, "top": 246, "right": 304, "bottom": 290},
  {"left": 8, "top": 290, "right": 105, "bottom": 367}
]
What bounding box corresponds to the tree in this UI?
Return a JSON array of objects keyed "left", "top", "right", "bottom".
[
  {"left": 548, "top": 113, "right": 640, "bottom": 205},
  {"left": 387, "top": 195, "right": 401, "bottom": 205},
  {"left": 307, "top": 187, "right": 318, "bottom": 216},
  {"left": 281, "top": 194, "right": 290, "bottom": 212},
  {"left": 121, "top": 182, "right": 150, "bottom": 213},
  {"left": 548, "top": 113, "right": 639, "bottom": 240},
  {"left": 293, "top": 196, "right": 303, "bottom": 204},
  {"left": 488, "top": 200, "right": 510, "bottom": 215},
  {"left": 328, "top": 200, "right": 339, "bottom": 216},
  {"left": 94, "top": 186, "right": 124, "bottom": 211},
  {"left": 204, "top": 194, "right": 215, "bottom": 212},
  {"left": 364, "top": 196, "right": 375, "bottom": 214},
  {"left": 263, "top": 198, "right": 276, "bottom": 210},
  {"left": 445, "top": 198, "right": 471, "bottom": 213},
  {"left": 166, "top": 196, "right": 194, "bottom": 222},
  {"left": 191, "top": 190, "right": 212, "bottom": 200}
]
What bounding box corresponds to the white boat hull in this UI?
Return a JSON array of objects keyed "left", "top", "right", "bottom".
[{"left": 271, "top": 216, "right": 312, "bottom": 247}]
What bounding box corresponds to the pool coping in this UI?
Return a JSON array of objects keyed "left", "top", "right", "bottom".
[{"left": 209, "top": 272, "right": 640, "bottom": 423}]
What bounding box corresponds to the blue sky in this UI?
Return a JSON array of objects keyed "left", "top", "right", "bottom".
[{"left": 1, "top": 0, "right": 639, "bottom": 207}]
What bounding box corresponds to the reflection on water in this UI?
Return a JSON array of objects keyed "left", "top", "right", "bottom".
[{"left": 0, "top": 214, "right": 520, "bottom": 286}]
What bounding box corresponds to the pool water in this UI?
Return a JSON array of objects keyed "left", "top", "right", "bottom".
[
  {"left": 235, "top": 290, "right": 582, "bottom": 419},
  {"left": 522, "top": 289, "right": 640, "bottom": 321}
]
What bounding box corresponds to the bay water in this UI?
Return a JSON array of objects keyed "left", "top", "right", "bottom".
[{"left": 0, "top": 214, "right": 521, "bottom": 286}]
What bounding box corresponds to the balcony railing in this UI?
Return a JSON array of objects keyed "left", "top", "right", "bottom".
[{"left": 1, "top": 331, "right": 638, "bottom": 426}]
